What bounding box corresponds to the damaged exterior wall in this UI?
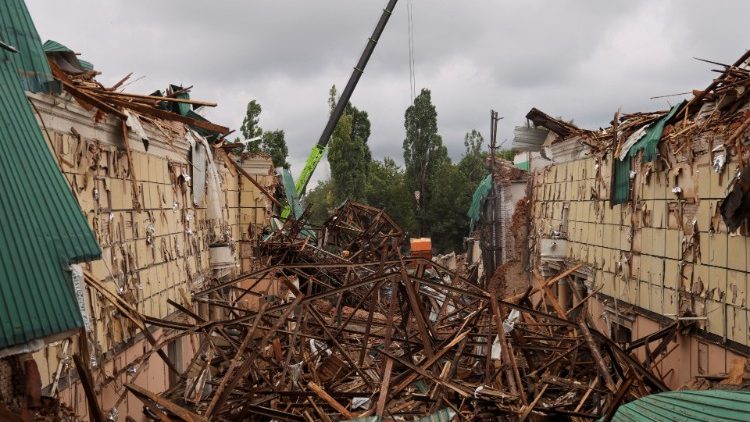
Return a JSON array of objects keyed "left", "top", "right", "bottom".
[
  {"left": 530, "top": 136, "right": 748, "bottom": 389},
  {"left": 25, "top": 91, "right": 275, "bottom": 419}
]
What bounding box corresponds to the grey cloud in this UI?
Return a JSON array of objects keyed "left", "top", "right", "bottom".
[{"left": 25, "top": 0, "right": 750, "bottom": 186}]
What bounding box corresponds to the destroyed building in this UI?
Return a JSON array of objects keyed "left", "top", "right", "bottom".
[
  {"left": 4, "top": 0, "right": 750, "bottom": 419},
  {"left": 513, "top": 49, "right": 750, "bottom": 390},
  {"left": 0, "top": 0, "right": 276, "bottom": 418}
]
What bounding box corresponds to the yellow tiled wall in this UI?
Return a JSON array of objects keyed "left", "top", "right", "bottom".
[{"left": 532, "top": 151, "right": 749, "bottom": 347}]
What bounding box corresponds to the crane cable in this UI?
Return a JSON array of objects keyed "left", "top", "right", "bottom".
[{"left": 407, "top": 0, "right": 416, "bottom": 102}]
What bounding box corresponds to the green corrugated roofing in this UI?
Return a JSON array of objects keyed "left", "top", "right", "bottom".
[
  {"left": 0, "top": 0, "right": 55, "bottom": 92},
  {"left": 515, "top": 161, "right": 530, "bottom": 171},
  {"left": 42, "top": 40, "right": 94, "bottom": 71},
  {"left": 612, "top": 156, "right": 631, "bottom": 205},
  {"left": 611, "top": 390, "right": 750, "bottom": 422},
  {"left": 41, "top": 40, "right": 69, "bottom": 53},
  {"left": 612, "top": 102, "right": 685, "bottom": 206},
  {"left": 0, "top": 8, "right": 101, "bottom": 348},
  {"left": 627, "top": 101, "right": 685, "bottom": 163}
]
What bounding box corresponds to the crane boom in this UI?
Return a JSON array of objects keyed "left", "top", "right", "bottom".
[{"left": 287, "top": 0, "right": 399, "bottom": 216}]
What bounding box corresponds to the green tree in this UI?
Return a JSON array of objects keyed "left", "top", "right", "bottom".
[
  {"left": 327, "top": 85, "right": 370, "bottom": 203},
  {"left": 346, "top": 103, "right": 372, "bottom": 163},
  {"left": 260, "top": 130, "right": 289, "bottom": 169},
  {"left": 365, "top": 158, "right": 415, "bottom": 233},
  {"left": 239, "top": 99, "right": 289, "bottom": 168},
  {"left": 304, "top": 179, "right": 335, "bottom": 226},
  {"left": 497, "top": 149, "right": 515, "bottom": 161},
  {"left": 425, "top": 163, "right": 470, "bottom": 252},
  {"left": 240, "top": 100, "right": 263, "bottom": 152},
  {"left": 459, "top": 129, "right": 487, "bottom": 187},
  {"left": 402, "top": 88, "right": 449, "bottom": 235}
]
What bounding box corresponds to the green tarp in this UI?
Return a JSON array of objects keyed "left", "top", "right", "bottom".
[
  {"left": 611, "top": 102, "right": 685, "bottom": 205},
  {"left": 467, "top": 174, "right": 492, "bottom": 231}
]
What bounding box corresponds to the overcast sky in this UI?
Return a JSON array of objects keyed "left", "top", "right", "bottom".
[{"left": 26, "top": 0, "right": 750, "bottom": 183}]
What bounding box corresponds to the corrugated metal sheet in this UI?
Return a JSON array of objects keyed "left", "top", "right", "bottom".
[
  {"left": 612, "top": 157, "right": 631, "bottom": 205},
  {"left": 42, "top": 40, "right": 94, "bottom": 73},
  {"left": 512, "top": 125, "right": 549, "bottom": 151},
  {"left": 0, "top": 0, "right": 55, "bottom": 92},
  {"left": 611, "top": 390, "right": 750, "bottom": 422},
  {"left": 627, "top": 102, "right": 684, "bottom": 163},
  {"left": 0, "top": 12, "right": 100, "bottom": 348}
]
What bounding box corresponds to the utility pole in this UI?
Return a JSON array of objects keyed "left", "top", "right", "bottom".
[{"left": 488, "top": 110, "right": 503, "bottom": 280}]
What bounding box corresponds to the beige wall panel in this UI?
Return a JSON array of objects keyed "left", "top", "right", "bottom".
[
  {"left": 601, "top": 247, "right": 612, "bottom": 272},
  {"left": 708, "top": 266, "right": 728, "bottom": 302},
  {"left": 708, "top": 233, "right": 729, "bottom": 269},
  {"left": 664, "top": 259, "right": 680, "bottom": 290},
  {"left": 665, "top": 229, "right": 680, "bottom": 260},
  {"left": 650, "top": 283, "right": 664, "bottom": 315},
  {"left": 569, "top": 161, "right": 580, "bottom": 181},
  {"left": 601, "top": 225, "right": 613, "bottom": 249},
  {"left": 646, "top": 255, "right": 665, "bottom": 287},
  {"left": 728, "top": 305, "right": 747, "bottom": 346},
  {"left": 709, "top": 165, "right": 729, "bottom": 199},
  {"left": 697, "top": 164, "right": 711, "bottom": 199},
  {"left": 590, "top": 224, "right": 602, "bottom": 248},
  {"left": 664, "top": 287, "right": 678, "bottom": 316},
  {"left": 600, "top": 271, "right": 615, "bottom": 297},
  {"left": 649, "top": 174, "right": 665, "bottom": 200},
  {"left": 727, "top": 235, "right": 747, "bottom": 271},
  {"left": 638, "top": 281, "right": 650, "bottom": 310},
  {"left": 640, "top": 228, "right": 654, "bottom": 256},
  {"left": 653, "top": 226, "right": 667, "bottom": 257},
  {"left": 706, "top": 299, "right": 726, "bottom": 338},
  {"left": 692, "top": 263, "right": 708, "bottom": 296},
  {"left": 727, "top": 271, "right": 747, "bottom": 308},
  {"left": 618, "top": 226, "right": 630, "bottom": 251},
  {"left": 620, "top": 278, "right": 636, "bottom": 304},
  {"left": 641, "top": 177, "right": 654, "bottom": 200}
]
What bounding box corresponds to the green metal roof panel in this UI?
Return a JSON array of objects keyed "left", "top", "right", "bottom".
[
  {"left": 42, "top": 40, "right": 94, "bottom": 71},
  {"left": 41, "top": 40, "right": 70, "bottom": 53},
  {"left": 515, "top": 161, "right": 530, "bottom": 171},
  {"left": 0, "top": 0, "right": 54, "bottom": 92},
  {"left": 611, "top": 390, "right": 750, "bottom": 422},
  {"left": 0, "top": 36, "right": 100, "bottom": 348},
  {"left": 627, "top": 101, "right": 685, "bottom": 163},
  {"left": 612, "top": 157, "right": 631, "bottom": 205},
  {"left": 77, "top": 59, "right": 94, "bottom": 71}
]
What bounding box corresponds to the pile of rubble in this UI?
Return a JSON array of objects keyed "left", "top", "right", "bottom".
[{"left": 74, "top": 201, "right": 672, "bottom": 421}]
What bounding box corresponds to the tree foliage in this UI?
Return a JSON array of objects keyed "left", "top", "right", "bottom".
[
  {"left": 403, "top": 88, "right": 449, "bottom": 235},
  {"left": 260, "top": 130, "right": 289, "bottom": 169},
  {"left": 304, "top": 179, "right": 334, "bottom": 226},
  {"left": 327, "top": 85, "right": 371, "bottom": 204},
  {"left": 302, "top": 88, "right": 499, "bottom": 254},
  {"left": 239, "top": 99, "right": 289, "bottom": 168},
  {"left": 365, "top": 158, "right": 415, "bottom": 233},
  {"left": 459, "top": 130, "right": 487, "bottom": 187},
  {"left": 241, "top": 100, "right": 263, "bottom": 140}
]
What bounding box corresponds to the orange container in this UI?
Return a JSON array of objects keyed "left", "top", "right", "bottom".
[
  {"left": 410, "top": 237, "right": 432, "bottom": 252},
  {"left": 410, "top": 237, "right": 432, "bottom": 259}
]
